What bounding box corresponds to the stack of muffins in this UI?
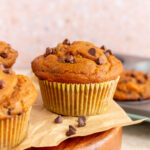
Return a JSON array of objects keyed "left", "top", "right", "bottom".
[
  {"left": 32, "top": 39, "right": 123, "bottom": 116},
  {"left": 0, "top": 42, "right": 37, "bottom": 150}
]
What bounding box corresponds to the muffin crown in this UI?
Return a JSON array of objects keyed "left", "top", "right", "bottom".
[
  {"left": 0, "top": 41, "right": 18, "bottom": 68},
  {"left": 0, "top": 68, "right": 37, "bottom": 119},
  {"left": 32, "top": 40, "right": 123, "bottom": 83},
  {"left": 114, "top": 70, "right": 150, "bottom": 100}
]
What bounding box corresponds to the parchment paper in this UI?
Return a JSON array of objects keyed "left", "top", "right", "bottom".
[{"left": 13, "top": 71, "right": 144, "bottom": 150}]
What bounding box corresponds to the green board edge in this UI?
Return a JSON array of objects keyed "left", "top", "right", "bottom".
[{"left": 128, "top": 113, "right": 150, "bottom": 122}]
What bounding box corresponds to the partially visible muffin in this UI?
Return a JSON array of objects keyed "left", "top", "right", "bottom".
[
  {"left": 32, "top": 39, "right": 123, "bottom": 116},
  {"left": 0, "top": 68, "right": 37, "bottom": 149},
  {"left": 0, "top": 41, "right": 18, "bottom": 68},
  {"left": 114, "top": 70, "right": 150, "bottom": 101}
]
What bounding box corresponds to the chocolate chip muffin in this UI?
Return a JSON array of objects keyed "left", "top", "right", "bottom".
[
  {"left": 114, "top": 70, "right": 150, "bottom": 101},
  {"left": 32, "top": 40, "right": 122, "bottom": 83},
  {"left": 0, "top": 41, "right": 18, "bottom": 68},
  {"left": 32, "top": 39, "right": 123, "bottom": 116},
  {"left": 0, "top": 68, "right": 37, "bottom": 149}
]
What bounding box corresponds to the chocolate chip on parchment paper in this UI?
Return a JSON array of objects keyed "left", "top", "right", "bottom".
[
  {"left": 104, "top": 49, "right": 112, "bottom": 57},
  {"left": 63, "top": 39, "right": 70, "bottom": 45},
  {"left": 54, "top": 115, "right": 63, "bottom": 124},
  {"left": 0, "top": 80, "right": 5, "bottom": 89},
  {"left": 96, "top": 57, "right": 103, "bottom": 65},
  {"left": 66, "top": 125, "right": 76, "bottom": 136},
  {"left": 0, "top": 52, "right": 8, "bottom": 58},
  {"left": 78, "top": 116, "right": 86, "bottom": 127},
  {"left": 88, "top": 48, "right": 96, "bottom": 57}
]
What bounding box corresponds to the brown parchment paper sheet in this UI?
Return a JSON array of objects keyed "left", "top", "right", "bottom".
[{"left": 14, "top": 71, "right": 144, "bottom": 150}]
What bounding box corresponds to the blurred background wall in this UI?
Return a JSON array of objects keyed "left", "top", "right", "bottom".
[{"left": 0, "top": 0, "right": 149, "bottom": 68}]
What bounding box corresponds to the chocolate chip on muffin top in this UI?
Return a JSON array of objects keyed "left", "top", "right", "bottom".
[
  {"left": 0, "top": 52, "right": 8, "bottom": 58},
  {"left": 0, "top": 80, "right": 5, "bottom": 89},
  {"left": 32, "top": 40, "right": 123, "bottom": 83},
  {"left": 88, "top": 48, "right": 96, "bottom": 56}
]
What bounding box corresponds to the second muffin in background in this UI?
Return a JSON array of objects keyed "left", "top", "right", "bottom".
[
  {"left": 114, "top": 70, "right": 150, "bottom": 101},
  {"left": 32, "top": 39, "right": 123, "bottom": 116}
]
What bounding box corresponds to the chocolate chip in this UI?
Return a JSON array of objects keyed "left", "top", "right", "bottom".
[
  {"left": 0, "top": 52, "right": 8, "bottom": 58},
  {"left": 100, "top": 45, "right": 106, "bottom": 50},
  {"left": 138, "top": 94, "right": 143, "bottom": 101},
  {"left": 45, "top": 47, "right": 53, "bottom": 56},
  {"left": 65, "top": 55, "right": 75, "bottom": 64},
  {"left": 63, "top": 39, "right": 70, "bottom": 45},
  {"left": 66, "top": 125, "right": 76, "bottom": 136},
  {"left": 7, "top": 109, "right": 11, "bottom": 115},
  {"left": 96, "top": 58, "right": 103, "bottom": 65},
  {"left": 88, "top": 48, "right": 96, "bottom": 56},
  {"left": 3, "top": 64, "right": 9, "bottom": 68},
  {"left": 144, "top": 74, "right": 149, "bottom": 80},
  {"left": 78, "top": 116, "right": 86, "bottom": 127},
  {"left": 3, "top": 69, "right": 12, "bottom": 74},
  {"left": 131, "top": 73, "right": 136, "bottom": 78},
  {"left": 104, "top": 49, "right": 112, "bottom": 57},
  {"left": 54, "top": 115, "right": 63, "bottom": 123},
  {"left": 0, "top": 80, "right": 5, "bottom": 89},
  {"left": 137, "top": 79, "right": 144, "bottom": 84},
  {"left": 17, "top": 111, "right": 24, "bottom": 116}
]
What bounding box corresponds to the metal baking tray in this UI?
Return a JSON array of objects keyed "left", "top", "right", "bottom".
[{"left": 114, "top": 54, "right": 150, "bottom": 122}]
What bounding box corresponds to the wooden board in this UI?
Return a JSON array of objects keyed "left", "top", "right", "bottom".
[{"left": 27, "top": 127, "right": 122, "bottom": 150}]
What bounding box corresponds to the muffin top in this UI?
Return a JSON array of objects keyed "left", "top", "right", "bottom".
[
  {"left": 0, "top": 68, "right": 37, "bottom": 119},
  {"left": 32, "top": 39, "right": 123, "bottom": 83},
  {"left": 114, "top": 70, "right": 150, "bottom": 101},
  {"left": 0, "top": 41, "right": 18, "bottom": 68}
]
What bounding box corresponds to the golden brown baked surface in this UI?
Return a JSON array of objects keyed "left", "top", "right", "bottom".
[
  {"left": 114, "top": 70, "right": 150, "bottom": 101},
  {"left": 0, "top": 41, "right": 18, "bottom": 68},
  {"left": 0, "top": 68, "right": 37, "bottom": 119},
  {"left": 32, "top": 40, "right": 123, "bottom": 83}
]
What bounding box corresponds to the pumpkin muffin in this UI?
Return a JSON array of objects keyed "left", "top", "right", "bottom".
[
  {"left": 0, "top": 68, "right": 37, "bottom": 150},
  {"left": 32, "top": 39, "right": 123, "bottom": 116},
  {"left": 0, "top": 41, "right": 18, "bottom": 68},
  {"left": 114, "top": 70, "right": 150, "bottom": 101}
]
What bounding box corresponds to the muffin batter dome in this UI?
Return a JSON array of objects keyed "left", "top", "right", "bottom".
[
  {"left": 32, "top": 40, "right": 123, "bottom": 83},
  {"left": 0, "top": 41, "right": 18, "bottom": 68},
  {"left": 0, "top": 68, "right": 37, "bottom": 119}
]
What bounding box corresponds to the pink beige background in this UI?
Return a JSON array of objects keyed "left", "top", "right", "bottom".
[{"left": 0, "top": 0, "right": 150, "bottom": 68}]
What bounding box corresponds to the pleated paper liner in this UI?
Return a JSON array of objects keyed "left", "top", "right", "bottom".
[
  {"left": 0, "top": 108, "right": 31, "bottom": 150},
  {"left": 39, "top": 77, "right": 120, "bottom": 116}
]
